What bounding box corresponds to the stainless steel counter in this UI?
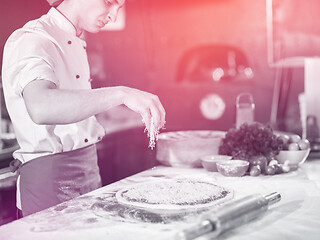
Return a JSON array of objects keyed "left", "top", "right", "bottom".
[{"left": 0, "top": 159, "right": 319, "bottom": 240}]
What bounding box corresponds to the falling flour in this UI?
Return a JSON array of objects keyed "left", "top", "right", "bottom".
[{"left": 143, "top": 117, "right": 163, "bottom": 150}]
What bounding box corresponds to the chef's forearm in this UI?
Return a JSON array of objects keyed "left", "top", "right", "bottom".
[
  {"left": 22, "top": 79, "right": 165, "bottom": 129},
  {"left": 23, "top": 82, "right": 125, "bottom": 125},
  {"left": 38, "top": 87, "right": 124, "bottom": 124}
]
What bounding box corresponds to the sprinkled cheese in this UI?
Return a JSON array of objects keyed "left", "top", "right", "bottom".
[
  {"left": 120, "top": 180, "right": 229, "bottom": 206},
  {"left": 143, "top": 117, "right": 163, "bottom": 150}
]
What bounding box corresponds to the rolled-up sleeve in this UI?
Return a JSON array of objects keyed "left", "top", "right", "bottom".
[
  {"left": 7, "top": 31, "right": 60, "bottom": 96},
  {"left": 17, "top": 58, "right": 58, "bottom": 95}
]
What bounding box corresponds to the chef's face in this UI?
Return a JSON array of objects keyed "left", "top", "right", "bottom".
[{"left": 78, "top": 0, "right": 125, "bottom": 33}]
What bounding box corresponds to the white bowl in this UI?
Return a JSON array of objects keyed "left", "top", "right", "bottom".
[
  {"left": 275, "top": 148, "right": 310, "bottom": 166},
  {"left": 216, "top": 160, "right": 249, "bottom": 177},
  {"left": 156, "top": 130, "right": 225, "bottom": 168},
  {"left": 201, "top": 155, "right": 232, "bottom": 172}
]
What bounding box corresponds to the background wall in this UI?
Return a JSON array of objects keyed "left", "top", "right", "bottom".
[
  {"left": 0, "top": 0, "right": 304, "bottom": 132},
  {"left": 87, "top": 0, "right": 282, "bottom": 131}
]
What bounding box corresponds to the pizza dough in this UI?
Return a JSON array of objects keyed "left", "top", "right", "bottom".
[{"left": 116, "top": 179, "right": 233, "bottom": 212}]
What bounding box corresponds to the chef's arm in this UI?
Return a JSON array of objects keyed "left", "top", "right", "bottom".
[{"left": 22, "top": 80, "right": 166, "bottom": 130}]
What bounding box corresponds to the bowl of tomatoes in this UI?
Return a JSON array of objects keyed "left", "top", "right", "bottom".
[{"left": 275, "top": 135, "right": 311, "bottom": 166}]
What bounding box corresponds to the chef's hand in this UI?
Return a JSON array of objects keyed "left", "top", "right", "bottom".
[{"left": 120, "top": 87, "right": 166, "bottom": 132}]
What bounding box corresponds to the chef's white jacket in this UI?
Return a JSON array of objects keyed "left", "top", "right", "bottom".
[{"left": 2, "top": 7, "right": 106, "bottom": 164}]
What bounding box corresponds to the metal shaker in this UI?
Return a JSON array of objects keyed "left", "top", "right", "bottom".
[{"left": 236, "top": 92, "right": 255, "bottom": 128}]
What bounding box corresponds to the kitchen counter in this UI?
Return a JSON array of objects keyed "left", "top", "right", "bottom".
[
  {"left": 0, "top": 158, "right": 319, "bottom": 240},
  {"left": 95, "top": 105, "right": 144, "bottom": 135}
]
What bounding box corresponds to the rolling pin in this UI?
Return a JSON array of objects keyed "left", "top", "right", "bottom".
[{"left": 176, "top": 192, "right": 281, "bottom": 240}]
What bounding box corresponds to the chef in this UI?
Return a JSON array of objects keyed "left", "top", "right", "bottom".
[{"left": 1, "top": 0, "right": 166, "bottom": 217}]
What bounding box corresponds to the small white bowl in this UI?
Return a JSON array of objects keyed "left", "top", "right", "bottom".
[
  {"left": 0, "top": 132, "right": 17, "bottom": 147},
  {"left": 201, "top": 155, "right": 232, "bottom": 172},
  {"left": 216, "top": 160, "right": 249, "bottom": 177},
  {"left": 275, "top": 148, "right": 310, "bottom": 166}
]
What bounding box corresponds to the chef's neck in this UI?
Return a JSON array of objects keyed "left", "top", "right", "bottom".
[{"left": 56, "top": 2, "right": 84, "bottom": 37}]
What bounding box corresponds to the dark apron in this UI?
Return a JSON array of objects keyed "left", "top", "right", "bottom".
[{"left": 19, "top": 144, "right": 101, "bottom": 216}]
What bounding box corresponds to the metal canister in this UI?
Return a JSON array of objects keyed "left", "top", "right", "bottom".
[{"left": 236, "top": 93, "right": 255, "bottom": 128}]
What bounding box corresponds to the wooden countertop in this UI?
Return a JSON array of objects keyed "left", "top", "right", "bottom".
[{"left": 0, "top": 159, "right": 320, "bottom": 240}]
